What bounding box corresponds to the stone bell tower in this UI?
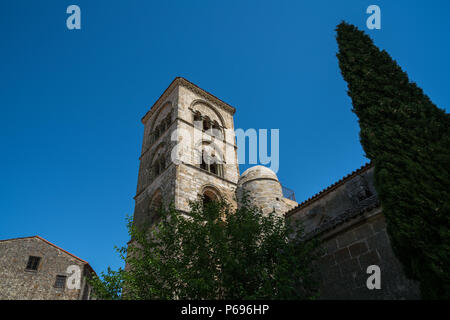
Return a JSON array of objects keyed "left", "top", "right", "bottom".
[{"left": 132, "top": 77, "right": 240, "bottom": 228}]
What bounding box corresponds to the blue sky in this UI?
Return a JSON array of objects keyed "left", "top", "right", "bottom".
[{"left": 1, "top": 1, "right": 449, "bottom": 274}]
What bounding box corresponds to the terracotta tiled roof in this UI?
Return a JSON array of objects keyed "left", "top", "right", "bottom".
[
  {"left": 0, "top": 235, "right": 96, "bottom": 275},
  {"left": 285, "top": 162, "right": 374, "bottom": 217}
]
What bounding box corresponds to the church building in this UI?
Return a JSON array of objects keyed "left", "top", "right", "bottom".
[{"left": 131, "top": 77, "right": 421, "bottom": 299}]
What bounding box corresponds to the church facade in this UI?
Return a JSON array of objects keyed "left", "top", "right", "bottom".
[{"left": 131, "top": 77, "right": 421, "bottom": 299}]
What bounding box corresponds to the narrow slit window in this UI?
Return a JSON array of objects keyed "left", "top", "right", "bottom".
[
  {"left": 200, "top": 151, "right": 208, "bottom": 171},
  {"left": 203, "top": 118, "right": 211, "bottom": 131},
  {"left": 210, "top": 162, "right": 218, "bottom": 175},
  {"left": 193, "top": 112, "right": 202, "bottom": 129}
]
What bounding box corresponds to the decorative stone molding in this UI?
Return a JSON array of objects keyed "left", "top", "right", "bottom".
[
  {"left": 141, "top": 77, "right": 235, "bottom": 125},
  {"left": 302, "top": 194, "right": 380, "bottom": 240}
]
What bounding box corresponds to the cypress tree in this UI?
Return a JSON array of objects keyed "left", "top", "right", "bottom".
[{"left": 336, "top": 21, "right": 449, "bottom": 299}]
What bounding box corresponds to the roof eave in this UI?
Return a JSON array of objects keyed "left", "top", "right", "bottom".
[{"left": 141, "top": 77, "right": 236, "bottom": 125}]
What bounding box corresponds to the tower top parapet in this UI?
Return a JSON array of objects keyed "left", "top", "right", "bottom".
[{"left": 142, "top": 77, "right": 236, "bottom": 125}]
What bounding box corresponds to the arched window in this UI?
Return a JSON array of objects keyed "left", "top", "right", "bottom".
[
  {"left": 198, "top": 143, "right": 224, "bottom": 177},
  {"left": 148, "top": 191, "right": 163, "bottom": 225},
  {"left": 203, "top": 116, "right": 211, "bottom": 131},
  {"left": 210, "top": 162, "right": 218, "bottom": 175},
  {"left": 151, "top": 144, "right": 167, "bottom": 178},
  {"left": 200, "top": 150, "right": 208, "bottom": 171},
  {"left": 153, "top": 156, "right": 165, "bottom": 177},
  {"left": 151, "top": 115, "right": 171, "bottom": 145},
  {"left": 191, "top": 109, "right": 224, "bottom": 140},
  {"left": 165, "top": 114, "right": 171, "bottom": 129},
  {"left": 211, "top": 121, "right": 223, "bottom": 139},
  {"left": 202, "top": 187, "right": 221, "bottom": 208},
  {"left": 193, "top": 111, "right": 202, "bottom": 128},
  {"left": 148, "top": 133, "right": 154, "bottom": 144},
  {"left": 203, "top": 193, "right": 213, "bottom": 207},
  {"left": 149, "top": 101, "right": 172, "bottom": 146}
]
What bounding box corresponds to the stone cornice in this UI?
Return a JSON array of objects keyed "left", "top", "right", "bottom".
[
  {"left": 139, "top": 117, "right": 238, "bottom": 160},
  {"left": 182, "top": 162, "right": 238, "bottom": 186},
  {"left": 133, "top": 160, "right": 238, "bottom": 201},
  {"left": 285, "top": 162, "right": 374, "bottom": 218},
  {"left": 176, "top": 117, "right": 238, "bottom": 150},
  {"left": 141, "top": 77, "right": 236, "bottom": 125},
  {"left": 301, "top": 195, "right": 381, "bottom": 240},
  {"left": 318, "top": 206, "right": 382, "bottom": 242},
  {"left": 240, "top": 177, "right": 281, "bottom": 187}
]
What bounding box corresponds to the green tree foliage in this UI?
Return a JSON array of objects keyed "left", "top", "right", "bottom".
[
  {"left": 336, "top": 21, "right": 450, "bottom": 299},
  {"left": 90, "top": 198, "right": 320, "bottom": 299}
]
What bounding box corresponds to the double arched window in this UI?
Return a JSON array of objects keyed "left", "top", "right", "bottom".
[
  {"left": 153, "top": 157, "right": 166, "bottom": 177},
  {"left": 150, "top": 111, "right": 172, "bottom": 144},
  {"left": 198, "top": 142, "right": 224, "bottom": 177},
  {"left": 150, "top": 144, "right": 167, "bottom": 179},
  {"left": 192, "top": 110, "right": 223, "bottom": 139}
]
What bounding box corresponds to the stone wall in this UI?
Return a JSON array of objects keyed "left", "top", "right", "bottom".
[
  {"left": 133, "top": 85, "right": 178, "bottom": 228},
  {"left": 287, "top": 165, "right": 421, "bottom": 299},
  {"left": 0, "top": 237, "right": 93, "bottom": 300},
  {"left": 133, "top": 164, "right": 177, "bottom": 228},
  {"left": 176, "top": 163, "right": 238, "bottom": 212},
  {"left": 315, "top": 209, "right": 420, "bottom": 299}
]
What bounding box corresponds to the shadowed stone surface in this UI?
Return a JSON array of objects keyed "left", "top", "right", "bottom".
[
  {"left": 287, "top": 166, "right": 421, "bottom": 299},
  {"left": 133, "top": 79, "right": 421, "bottom": 300},
  {"left": 0, "top": 236, "right": 94, "bottom": 300}
]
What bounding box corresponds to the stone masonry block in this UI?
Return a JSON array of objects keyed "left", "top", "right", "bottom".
[
  {"left": 367, "top": 230, "right": 390, "bottom": 251},
  {"left": 319, "top": 254, "right": 336, "bottom": 269},
  {"left": 339, "top": 258, "right": 362, "bottom": 275},
  {"left": 353, "top": 224, "right": 374, "bottom": 240},
  {"left": 354, "top": 270, "right": 369, "bottom": 289},
  {"left": 321, "top": 264, "right": 341, "bottom": 285},
  {"left": 336, "top": 231, "right": 356, "bottom": 248},
  {"left": 371, "top": 217, "right": 386, "bottom": 233},
  {"left": 358, "top": 250, "right": 380, "bottom": 269},
  {"left": 334, "top": 247, "right": 351, "bottom": 264},
  {"left": 325, "top": 238, "right": 338, "bottom": 255},
  {"left": 349, "top": 241, "right": 368, "bottom": 258}
]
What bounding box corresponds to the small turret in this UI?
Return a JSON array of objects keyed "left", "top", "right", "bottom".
[{"left": 237, "top": 165, "right": 296, "bottom": 216}]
